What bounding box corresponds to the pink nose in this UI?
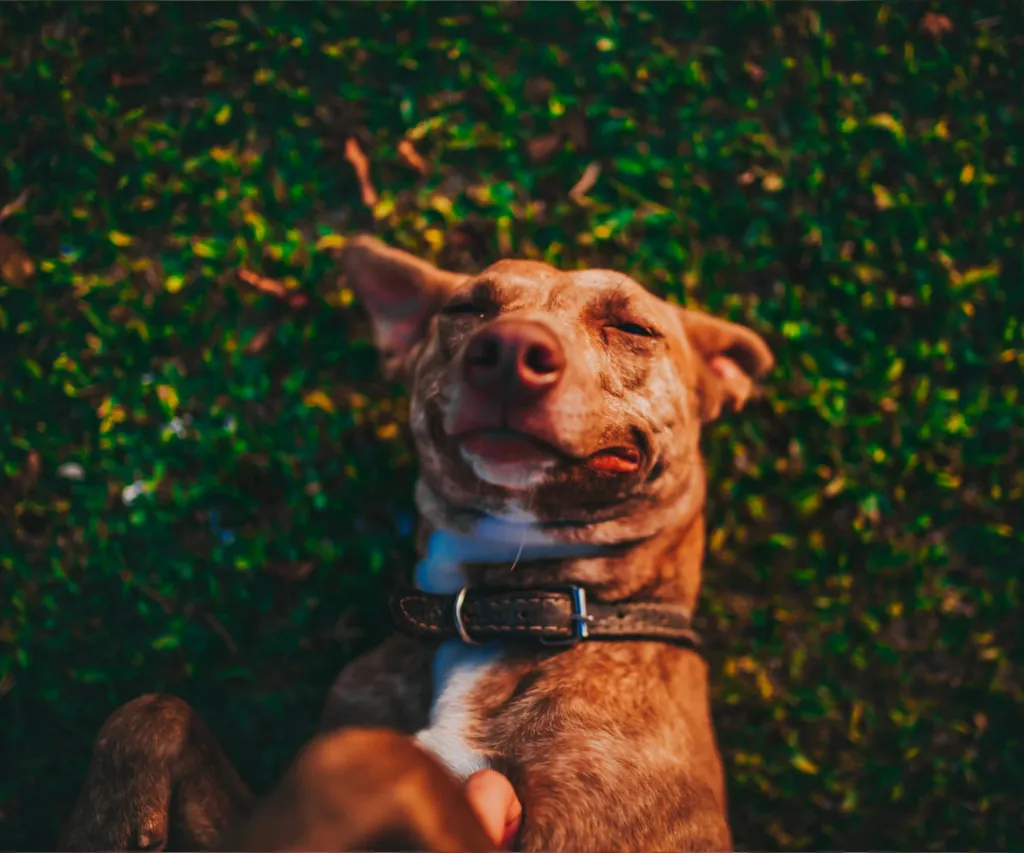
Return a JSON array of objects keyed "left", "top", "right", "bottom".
[{"left": 463, "top": 321, "right": 565, "bottom": 404}]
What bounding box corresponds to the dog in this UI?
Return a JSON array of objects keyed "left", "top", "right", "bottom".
[{"left": 61, "top": 236, "right": 774, "bottom": 852}]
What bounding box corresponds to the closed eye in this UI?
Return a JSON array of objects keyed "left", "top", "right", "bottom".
[
  {"left": 611, "top": 321, "right": 659, "bottom": 338},
  {"left": 441, "top": 301, "right": 486, "bottom": 317}
]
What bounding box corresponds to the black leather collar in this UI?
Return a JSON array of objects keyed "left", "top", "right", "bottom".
[{"left": 390, "top": 585, "right": 702, "bottom": 649}]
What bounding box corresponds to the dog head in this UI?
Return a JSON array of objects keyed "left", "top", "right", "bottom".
[{"left": 343, "top": 236, "right": 773, "bottom": 562}]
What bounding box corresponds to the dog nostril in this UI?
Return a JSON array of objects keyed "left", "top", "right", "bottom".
[{"left": 524, "top": 344, "right": 560, "bottom": 375}]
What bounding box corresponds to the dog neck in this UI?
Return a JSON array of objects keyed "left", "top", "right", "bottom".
[
  {"left": 412, "top": 484, "right": 707, "bottom": 610},
  {"left": 413, "top": 516, "right": 617, "bottom": 595}
]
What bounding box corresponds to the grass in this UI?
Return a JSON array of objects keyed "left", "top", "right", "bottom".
[{"left": 1, "top": 2, "right": 1022, "bottom": 849}]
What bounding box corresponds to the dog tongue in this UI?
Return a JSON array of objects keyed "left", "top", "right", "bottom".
[{"left": 586, "top": 447, "right": 641, "bottom": 473}]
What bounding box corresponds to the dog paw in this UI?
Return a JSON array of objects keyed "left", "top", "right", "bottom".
[
  {"left": 62, "top": 816, "right": 168, "bottom": 852},
  {"left": 60, "top": 768, "right": 171, "bottom": 851}
]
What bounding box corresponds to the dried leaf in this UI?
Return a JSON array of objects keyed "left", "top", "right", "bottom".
[
  {"left": 244, "top": 321, "right": 280, "bottom": 355},
  {"left": 111, "top": 72, "right": 150, "bottom": 88},
  {"left": 920, "top": 12, "right": 953, "bottom": 38},
  {"left": 526, "top": 133, "right": 564, "bottom": 163},
  {"left": 0, "top": 233, "right": 35, "bottom": 286},
  {"left": 397, "top": 139, "right": 429, "bottom": 175},
  {"left": 524, "top": 77, "right": 554, "bottom": 103},
  {"left": 238, "top": 268, "right": 288, "bottom": 298},
  {"left": 344, "top": 137, "right": 379, "bottom": 207},
  {"left": 559, "top": 111, "right": 589, "bottom": 149},
  {"left": 20, "top": 451, "right": 41, "bottom": 492},
  {"left": 202, "top": 613, "right": 238, "bottom": 653},
  {"left": 569, "top": 162, "right": 602, "bottom": 203},
  {"left": 0, "top": 189, "right": 31, "bottom": 222}
]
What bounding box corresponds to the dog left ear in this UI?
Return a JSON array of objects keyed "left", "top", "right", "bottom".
[
  {"left": 341, "top": 236, "right": 467, "bottom": 379},
  {"left": 677, "top": 308, "right": 775, "bottom": 421}
]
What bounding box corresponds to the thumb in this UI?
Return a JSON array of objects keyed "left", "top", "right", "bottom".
[{"left": 464, "top": 770, "right": 523, "bottom": 850}]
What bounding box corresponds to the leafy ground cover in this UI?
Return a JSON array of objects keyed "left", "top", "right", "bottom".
[{"left": 1, "top": 2, "right": 1022, "bottom": 849}]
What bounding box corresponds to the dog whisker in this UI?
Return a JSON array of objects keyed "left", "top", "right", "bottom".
[{"left": 508, "top": 528, "right": 527, "bottom": 574}]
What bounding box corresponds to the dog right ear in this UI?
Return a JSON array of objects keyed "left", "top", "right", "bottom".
[
  {"left": 676, "top": 308, "right": 775, "bottom": 421},
  {"left": 341, "top": 236, "right": 467, "bottom": 379}
]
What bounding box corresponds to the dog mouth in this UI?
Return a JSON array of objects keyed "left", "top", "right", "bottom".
[{"left": 456, "top": 428, "right": 644, "bottom": 475}]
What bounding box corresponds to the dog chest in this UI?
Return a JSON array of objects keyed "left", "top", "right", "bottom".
[
  {"left": 410, "top": 521, "right": 538, "bottom": 781},
  {"left": 414, "top": 639, "right": 501, "bottom": 780}
]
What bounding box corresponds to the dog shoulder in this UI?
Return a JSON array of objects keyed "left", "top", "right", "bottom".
[{"left": 319, "top": 633, "right": 436, "bottom": 734}]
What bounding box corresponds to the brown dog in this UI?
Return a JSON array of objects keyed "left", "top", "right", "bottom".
[{"left": 61, "top": 237, "right": 773, "bottom": 852}]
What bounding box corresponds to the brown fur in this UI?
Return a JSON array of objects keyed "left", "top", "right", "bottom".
[
  {"left": 216, "top": 729, "right": 496, "bottom": 853},
  {"left": 319, "top": 633, "right": 437, "bottom": 735},
  {"left": 327, "top": 237, "right": 774, "bottom": 851},
  {"left": 61, "top": 237, "right": 772, "bottom": 852},
  {"left": 472, "top": 643, "right": 730, "bottom": 852},
  {"left": 61, "top": 695, "right": 253, "bottom": 850}
]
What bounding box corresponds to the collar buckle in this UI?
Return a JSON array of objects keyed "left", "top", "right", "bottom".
[
  {"left": 452, "top": 586, "right": 481, "bottom": 645},
  {"left": 538, "top": 585, "right": 593, "bottom": 647}
]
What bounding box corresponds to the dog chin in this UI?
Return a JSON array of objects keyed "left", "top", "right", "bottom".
[{"left": 459, "top": 447, "right": 557, "bottom": 490}]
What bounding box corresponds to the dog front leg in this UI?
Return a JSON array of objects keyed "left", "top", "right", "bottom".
[
  {"left": 61, "top": 694, "right": 252, "bottom": 852},
  {"left": 215, "top": 728, "right": 494, "bottom": 852},
  {"left": 216, "top": 637, "right": 491, "bottom": 852}
]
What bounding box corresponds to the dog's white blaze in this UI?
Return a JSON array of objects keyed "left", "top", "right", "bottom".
[
  {"left": 414, "top": 639, "right": 501, "bottom": 780},
  {"left": 412, "top": 521, "right": 611, "bottom": 779},
  {"left": 413, "top": 527, "right": 503, "bottom": 780}
]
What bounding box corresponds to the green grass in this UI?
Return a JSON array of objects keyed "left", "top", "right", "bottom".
[{"left": 1, "top": 2, "right": 1022, "bottom": 849}]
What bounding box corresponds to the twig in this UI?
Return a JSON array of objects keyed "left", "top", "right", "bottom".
[
  {"left": 0, "top": 189, "right": 31, "bottom": 222},
  {"left": 203, "top": 612, "right": 239, "bottom": 654}
]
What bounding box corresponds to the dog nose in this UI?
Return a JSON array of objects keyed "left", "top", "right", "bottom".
[{"left": 463, "top": 321, "right": 565, "bottom": 403}]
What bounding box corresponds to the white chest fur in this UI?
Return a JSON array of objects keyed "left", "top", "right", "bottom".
[
  {"left": 414, "top": 639, "right": 501, "bottom": 780},
  {"left": 410, "top": 525, "right": 503, "bottom": 779},
  {"left": 411, "top": 517, "right": 605, "bottom": 780}
]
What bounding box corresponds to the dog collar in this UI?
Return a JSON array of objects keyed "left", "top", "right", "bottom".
[{"left": 390, "top": 585, "right": 702, "bottom": 649}]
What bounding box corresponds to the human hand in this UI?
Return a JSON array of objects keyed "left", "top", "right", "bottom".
[{"left": 465, "top": 770, "right": 523, "bottom": 850}]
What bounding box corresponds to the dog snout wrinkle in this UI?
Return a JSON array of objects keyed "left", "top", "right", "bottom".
[{"left": 463, "top": 320, "right": 565, "bottom": 404}]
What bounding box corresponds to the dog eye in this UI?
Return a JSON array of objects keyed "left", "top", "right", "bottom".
[
  {"left": 442, "top": 301, "right": 485, "bottom": 317},
  {"left": 612, "top": 321, "right": 657, "bottom": 337}
]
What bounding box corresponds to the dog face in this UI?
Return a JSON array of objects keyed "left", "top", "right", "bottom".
[{"left": 343, "top": 237, "right": 773, "bottom": 544}]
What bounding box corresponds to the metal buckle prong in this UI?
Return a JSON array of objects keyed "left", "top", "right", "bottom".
[
  {"left": 539, "top": 585, "right": 593, "bottom": 647},
  {"left": 452, "top": 587, "right": 481, "bottom": 645}
]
